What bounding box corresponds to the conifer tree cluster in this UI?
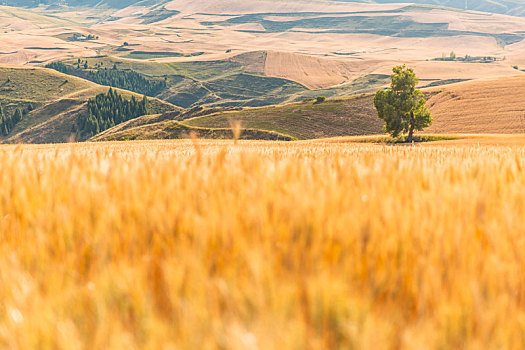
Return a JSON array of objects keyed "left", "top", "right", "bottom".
[
  {"left": 80, "top": 88, "right": 149, "bottom": 136},
  {"left": 0, "top": 105, "right": 23, "bottom": 136},
  {"left": 46, "top": 61, "right": 166, "bottom": 97}
]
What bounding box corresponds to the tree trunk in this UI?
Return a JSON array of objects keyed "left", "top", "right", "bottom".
[{"left": 407, "top": 111, "right": 415, "bottom": 143}]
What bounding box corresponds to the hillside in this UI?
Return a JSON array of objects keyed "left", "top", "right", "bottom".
[
  {"left": 91, "top": 119, "right": 294, "bottom": 141},
  {"left": 93, "top": 74, "right": 525, "bottom": 141},
  {"left": 184, "top": 95, "right": 384, "bottom": 140},
  {"left": 372, "top": 0, "right": 525, "bottom": 17},
  {"left": 4, "top": 0, "right": 525, "bottom": 17},
  {"left": 0, "top": 0, "right": 524, "bottom": 143},
  {"left": 89, "top": 108, "right": 294, "bottom": 141},
  {"left": 0, "top": 67, "right": 175, "bottom": 143},
  {"left": 46, "top": 49, "right": 523, "bottom": 112},
  {"left": 49, "top": 54, "right": 312, "bottom": 109},
  {"left": 3, "top": 65, "right": 525, "bottom": 143},
  {"left": 162, "top": 0, "right": 525, "bottom": 17},
  {"left": 47, "top": 53, "right": 399, "bottom": 109},
  {"left": 1, "top": 0, "right": 524, "bottom": 113},
  {"left": 3, "top": 1, "right": 525, "bottom": 69},
  {"left": 100, "top": 94, "right": 385, "bottom": 140},
  {"left": 1, "top": 0, "right": 151, "bottom": 8},
  {"left": 425, "top": 75, "right": 525, "bottom": 134},
  {"left": 0, "top": 66, "right": 301, "bottom": 144}
]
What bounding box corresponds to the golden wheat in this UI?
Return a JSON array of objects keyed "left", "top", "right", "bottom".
[{"left": 0, "top": 140, "right": 525, "bottom": 349}]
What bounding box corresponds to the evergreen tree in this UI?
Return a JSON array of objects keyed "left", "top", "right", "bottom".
[
  {"left": 46, "top": 61, "right": 166, "bottom": 97},
  {"left": 0, "top": 106, "right": 24, "bottom": 136},
  {"left": 0, "top": 106, "right": 6, "bottom": 136},
  {"left": 13, "top": 108, "right": 22, "bottom": 124},
  {"left": 80, "top": 89, "right": 150, "bottom": 136}
]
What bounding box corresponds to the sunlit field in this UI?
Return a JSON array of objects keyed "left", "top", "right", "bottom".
[{"left": 1, "top": 139, "right": 525, "bottom": 349}]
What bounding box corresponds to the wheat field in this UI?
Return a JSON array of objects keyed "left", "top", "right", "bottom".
[{"left": 1, "top": 140, "right": 525, "bottom": 349}]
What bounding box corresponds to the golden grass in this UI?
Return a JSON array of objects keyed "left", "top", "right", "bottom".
[
  {"left": 426, "top": 75, "right": 525, "bottom": 134},
  {"left": 264, "top": 51, "right": 355, "bottom": 89},
  {"left": 1, "top": 139, "right": 525, "bottom": 349}
]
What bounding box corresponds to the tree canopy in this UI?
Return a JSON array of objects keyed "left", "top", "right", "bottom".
[
  {"left": 80, "top": 88, "right": 149, "bottom": 137},
  {"left": 374, "top": 65, "right": 432, "bottom": 142},
  {"left": 46, "top": 61, "right": 166, "bottom": 97},
  {"left": 0, "top": 105, "right": 23, "bottom": 136}
]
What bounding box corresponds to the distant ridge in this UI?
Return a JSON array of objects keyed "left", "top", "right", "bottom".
[
  {"left": 0, "top": 0, "right": 162, "bottom": 8},
  {"left": 4, "top": 0, "right": 525, "bottom": 16}
]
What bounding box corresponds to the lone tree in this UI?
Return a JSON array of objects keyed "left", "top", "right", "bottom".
[{"left": 374, "top": 65, "right": 432, "bottom": 142}]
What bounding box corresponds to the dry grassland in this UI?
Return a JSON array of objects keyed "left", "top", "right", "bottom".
[
  {"left": 264, "top": 51, "right": 355, "bottom": 89},
  {"left": 1, "top": 140, "right": 525, "bottom": 349},
  {"left": 427, "top": 75, "right": 525, "bottom": 134}
]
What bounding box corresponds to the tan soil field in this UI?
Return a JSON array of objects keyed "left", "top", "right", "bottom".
[
  {"left": 426, "top": 75, "right": 525, "bottom": 134},
  {"left": 409, "top": 8, "right": 525, "bottom": 33},
  {"left": 164, "top": 0, "right": 407, "bottom": 15},
  {"left": 264, "top": 51, "right": 356, "bottom": 89},
  {"left": 0, "top": 0, "right": 523, "bottom": 89}
]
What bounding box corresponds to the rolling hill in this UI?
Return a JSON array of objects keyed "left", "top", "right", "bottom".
[
  {"left": 93, "top": 74, "right": 525, "bottom": 141},
  {"left": 2, "top": 0, "right": 524, "bottom": 87},
  {"left": 94, "top": 93, "right": 383, "bottom": 141},
  {"left": 20, "top": 0, "right": 521, "bottom": 17},
  {"left": 184, "top": 94, "right": 384, "bottom": 140},
  {"left": 0, "top": 0, "right": 157, "bottom": 8},
  {"left": 90, "top": 119, "right": 294, "bottom": 141},
  {"left": 46, "top": 53, "right": 399, "bottom": 109},
  {"left": 357, "top": 0, "right": 525, "bottom": 17},
  {"left": 0, "top": 0, "right": 524, "bottom": 143},
  {"left": 425, "top": 74, "right": 525, "bottom": 134},
  {"left": 46, "top": 54, "right": 310, "bottom": 108},
  {"left": 0, "top": 66, "right": 302, "bottom": 143},
  {"left": 0, "top": 67, "right": 176, "bottom": 143}
]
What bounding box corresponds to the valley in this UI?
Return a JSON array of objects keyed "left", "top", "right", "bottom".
[
  {"left": 2, "top": 2, "right": 525, "bottom": 349},
  {"left": 0, "top": 0, "right": 522, "bottom": 143},
  {"left": 0, "top": 0, "right": 525, "bottom": 142}
]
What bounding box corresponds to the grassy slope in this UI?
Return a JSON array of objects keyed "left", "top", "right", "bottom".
[
  {"left": 79, "top": 73, "right": 525, "bottom": 142},
  {"left": 184, "top": 94, "right": 384, "bottom": 140},
  {"left": 91, "top": 109, "right": 295, "bottom": 141},
  {"left": 54, "top": 53, "right": 393, "bottom": 110},
  {"left": 177, "top": 75, "right": 525, "bottom": 139},
  {"left": 0, "top": 67, "right": 176, "bottom": 143},
  {"left": 56, "top": 54, "right": 309, "bottom": 109},
  {"left": 0, "top": 67, "right": 94, "bottom": 103},
  {"left": 4, "top": 64, "right": 525, "bottom": 144},
  {"left": 0, "top": 6, "right": 77, "bottom": 27},
  {"left": 91, "top": 119, "right": 294, "bottom": 141},
  {"left": 425, "top": 75, "right": 525, "bottom": 134}
]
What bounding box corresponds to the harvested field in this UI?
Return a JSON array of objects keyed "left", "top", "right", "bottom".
[
  {"left": 426, "top": 75, "right": 525, "bottom": 134},
  {"left": 264, "top": 51, "right": 355, "bottom": 89}
]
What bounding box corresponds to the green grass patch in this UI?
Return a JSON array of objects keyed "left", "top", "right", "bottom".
[
  {"left": 184, "top": 95, "right": 385, "bottom": 139},
  {"left": 93, "top": 120, "right": 295, "bottom": 141},
  {"left": 122, "top": 51, "right": 204, "bottom": 60},
  {"left": 139, "top": 7, "right": 180, "bottom": 25},
  {"left": 0, "top": 67, "right": 94, "bottom": 102},
  {"left": 52, "top": 55, "right": 386, "bottom": 110},
  {"left": 203, "top": 13, "right": 448, "bottom": 36},
  {"left": 353, "top": 135, "right": 459, "bottom": 144},
  {"left": 202, "top": 11, "right": 525, "bottom": 41}
]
